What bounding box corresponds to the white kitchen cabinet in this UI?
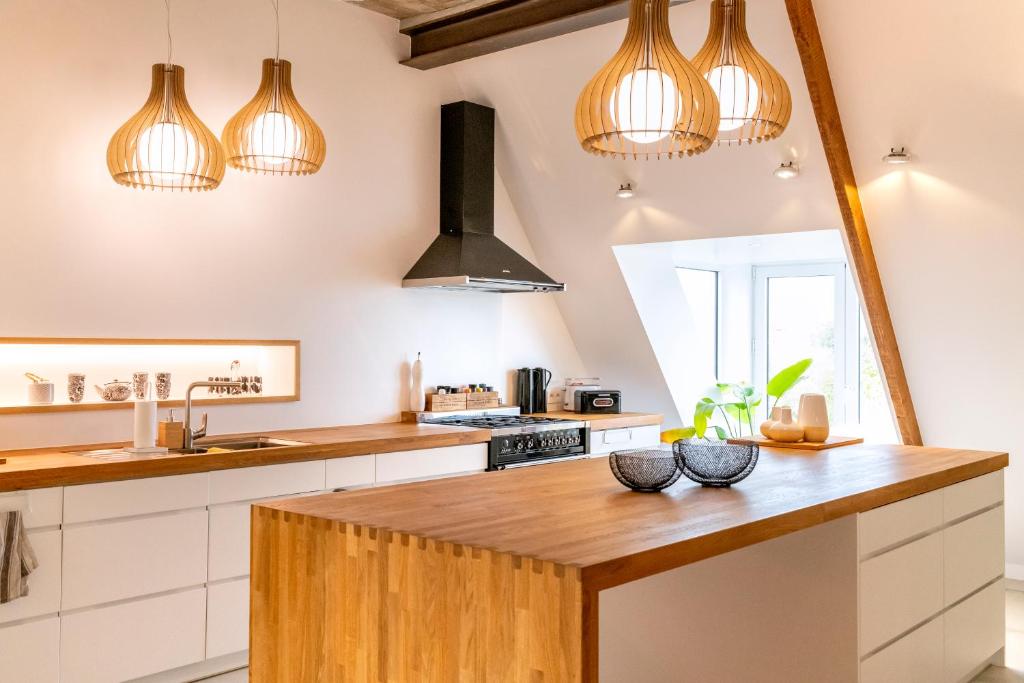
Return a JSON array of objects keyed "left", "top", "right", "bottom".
[
  {"left": 209, "top": 460, "right": 325, "bottom": 505},
  {"left": 0, "top": 528, "right": 61, "bottom": 625},
  {"left": 207, "top": 577, "right": 250, "bottom": 659},
  {"left": 943, "top": 506, "right": 1004, "bottom": 606},
  {"left": 588, "top": 425, "right": 660, "bottom": 455},
  {"left": 944, "top": 579, "right": 1005, "bottom": 683},
  {"left": 63, "top": 473, "right": 208, "bottom": 524},
  {"left": 60, "top": 587, "right": 206, "bottom": 683},
  {"left": 208, "top": 502, "right": 253, "bottom": 582},
  {"left": 0, "top": 487, "right": 63, "bottom": 529},
  {"left": 62, "top": 509, "right": 208, "bottom": 610},
  {"left": 943, "top": 470, "right": 1003, "bottom": 523},
  {"left": 0, "top": 616, "right": 60, "bottom": 683},
  {"left": 325, "top": 454, "right": 375, "bottom": 489},
  {"left": 860, "top": 616, "right": 944, "bottom": 683},
  {"left": 858, "top": 488, "right": 942, "bottom": 558},
  {"left": 375, "top": 444, "right": 487, "bottom": 484}
]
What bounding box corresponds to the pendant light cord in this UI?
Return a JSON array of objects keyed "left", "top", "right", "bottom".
[
  {"left": 269, "top": 0, "right": 281, "bottom": 61},
  {"left": 164, "top": 0, "right": 173, "bottom": 66}
]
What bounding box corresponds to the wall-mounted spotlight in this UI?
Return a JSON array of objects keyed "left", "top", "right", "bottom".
[
  {"left": 616, "top": 183, "right": 636, "bottom": 199},
  {"left": 773, "top": 161, "right": 799, "bottom": 179},
  {"left": 883, "top": 147, "right": 912, "bottom": 164}
]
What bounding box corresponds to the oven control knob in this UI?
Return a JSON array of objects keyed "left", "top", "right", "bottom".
[{"left": 527, "top": 439, "right": 536, "bottom": 449}]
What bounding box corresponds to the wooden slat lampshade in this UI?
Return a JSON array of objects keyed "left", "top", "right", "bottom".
[
  {"left": 692, "top": 0, "right": 791, "bottom": 145},
  {"left": 221, "top": 59, "right": 326, "bottom": 175},
  {"left": 107, "top": 64, "right": 226, "bottom": 191},
  {"left": 575, "top": 0, "right": 720, "bottom": 160}
]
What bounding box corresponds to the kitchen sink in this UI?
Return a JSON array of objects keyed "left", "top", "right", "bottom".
[{"left": 69, "top": 437, "right": 309, "bottom": 462}]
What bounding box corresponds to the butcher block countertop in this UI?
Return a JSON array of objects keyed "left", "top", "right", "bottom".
[
  {"left": 0, "top": 412, "right": 663, "bottom": 493},
  {"left": 260, "top": 443, "right": 1007, "bottom": 591}
]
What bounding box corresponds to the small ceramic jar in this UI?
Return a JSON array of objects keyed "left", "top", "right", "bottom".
[
  {"left": 67, "top": 373, "right": 86, "bottom": 403},
  {"left": 798, "top": 393, "right": 830, "bottom": 443},
  {"left": 760, "top": 407, "right": 782, "bottom": 438},
  {"left": 766, "top": 406, "right": 804, "bottom": 443}
]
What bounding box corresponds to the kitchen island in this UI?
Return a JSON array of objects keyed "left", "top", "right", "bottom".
[{"left": 251, "top": 443, "right": 1008, "bottom": 682}]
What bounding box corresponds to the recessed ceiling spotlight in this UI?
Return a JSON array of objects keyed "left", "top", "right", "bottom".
[
  {"left": 883, "top": 147, "right": 911, "bottom": 164},
  {"left": 616, "top": 183, "right": 636, "bottom": 199},
  {"left": 773, "top": 161, "right": 799, "bottom": 179}
]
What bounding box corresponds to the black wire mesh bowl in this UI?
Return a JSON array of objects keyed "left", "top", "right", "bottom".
[
  {"left": 609, "top": 446, "right": 683, "bottom": 492},
  {"left": 672, "top": 439, "right": 759, "bottom": 488}
]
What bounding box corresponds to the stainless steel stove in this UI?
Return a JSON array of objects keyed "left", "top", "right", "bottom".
[{"left": 424, "top": 412, "right": 589, "bottom": 470}]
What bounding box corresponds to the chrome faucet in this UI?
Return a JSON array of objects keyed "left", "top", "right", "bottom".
[{"left": 184, "top": 381, "right": 242, "bottom": 449}]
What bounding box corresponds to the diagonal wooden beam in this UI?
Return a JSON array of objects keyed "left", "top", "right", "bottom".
[
  {"left": 785, "top": 0, "right": 923, "bottom": 446},
  {"left": 399, "top": 0, "right": 692, "bottom": 70}
]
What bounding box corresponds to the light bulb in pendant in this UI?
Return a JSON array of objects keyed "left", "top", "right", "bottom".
[
  {"left": 706, "top": 65, "right": 759, "bottom": 132},
  {"left": 249, "top": 111, "right": 300, "bottom": 166},
  {"left": 610, "top": 68, "right": 680, "bottom": 145},
  {"left": 136, "top": 121, "right": 198, "bottom": 180}
]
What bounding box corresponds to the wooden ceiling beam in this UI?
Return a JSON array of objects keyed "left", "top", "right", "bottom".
[
  {"left": 786, "top": 0, "right": 923, "bottom": 446},
  {"left": 400, "top": 0, "right": 692, "bottom": 70}
]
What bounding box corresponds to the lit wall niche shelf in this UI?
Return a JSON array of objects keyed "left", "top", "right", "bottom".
[{"left": 0, "top": 338, "right": 300, "bottom": 414}]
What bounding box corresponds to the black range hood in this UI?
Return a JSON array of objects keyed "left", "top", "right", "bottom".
[{"left": 402, "top": 101, "right": 566, "bottom": 294}]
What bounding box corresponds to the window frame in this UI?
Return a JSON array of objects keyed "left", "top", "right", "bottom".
[{"left": 675, "top": 266, "right": 721, "bottom": 381}]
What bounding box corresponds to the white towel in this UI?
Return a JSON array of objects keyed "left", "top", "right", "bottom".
[{"left": 0, "top": 510, "right": 38, "bottom": 604}]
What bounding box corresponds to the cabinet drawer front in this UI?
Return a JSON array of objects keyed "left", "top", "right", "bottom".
[
  {"left": 944, "top": 471, "right": 1003, "bottom": 523},
  {"left": 375, "top": 444, "right": 487, "bottom": 484},
  {"left": 0, "top": 529, "right": 61, "bottom": 625},
  {"left": 860, "top": 616, "right": 943, "bottom": 683},
  {"left": 0, "top": 487, "right": 63, "bottom": 529},
  {"left": 589, "top": 425, "right": 661, "bottom": 455},
  {"left": 60, "top": 587, "right": 206, "bottom": 683},
  {"left": 0, "top": 616, "right": 60, "bottom": 683},
  {"left": 209, "top": 460, "right": 325, "bottom": 504},
  {"left": 944, "top": 579, "right": 1005, "bottom": 683},
  {"left": 64, "top": 473, "right": 208, "bottom": 523},
  {"left": 62, "top": 509, "right": 208, "bottom": 610},
  {"left": 325, "top": 454, "right": 375, "bottom": 489},
  {"left": 860, "top": 533, "right": 943, "bottom": 655},
  {"left": 209, "top": 502, "right": 253, "bottom": 582},
  {"left": 859, "top": 489, "right": 942, "bottom": 558},
  {"left": 943, "top": 507, "right": 1004, "bottom": 606},
  {"left": 207, "top": 577, "right": 250, "bottom": 658}
]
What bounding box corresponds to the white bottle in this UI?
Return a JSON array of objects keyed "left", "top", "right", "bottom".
[{"left": 410, "top": 352, "right": 425, "bottom": 412}]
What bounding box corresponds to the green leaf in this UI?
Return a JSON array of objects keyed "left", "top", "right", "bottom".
[
  {"left": 766, "top": 358, "right": 813, "bottom": 399},
  {"left": 693, "top": 402, "right": 708, "bottom": 439},
  {"left": 661, "top": 428, "right": 696, "bottom": 443},
  {"left": 701, "top": 397, "right": 715, "bottom": 404},
  {"left": 713, "top": 426, "right": 728, "bottom": 440},
  {"left": 742, "top": 386, "right": 756, "bottom": 397}
]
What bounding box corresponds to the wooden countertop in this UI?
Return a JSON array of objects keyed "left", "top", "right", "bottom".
[
  {"left": 0, "top": 422, "right": 489, "bottom": 493},
  {"left": 262, "top": 443, "right": 1008, "bottom": 591},
  {"left": 0, "top": 411, "right": 663, "bottom": 493},
  {"left": 529, "top": 411, "right": 663, "bottom": 430}
]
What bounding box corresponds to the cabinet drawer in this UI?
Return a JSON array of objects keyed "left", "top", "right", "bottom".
[
  {"left": 209, "top": 460, "right": 325, "bottom": 504},
  {"left": 0, "top": 616, "right": 60, "bottom": 683},
  {"left": 944, "top": 579, "right": 1004, "bottom": 683},
  {"left": 859, "top": 489, "right": 942, "bottom": 558},
  {"left": 209, "top": 502, "right": 253, "bottom": 582},
  {"left": 375, "top": 444, "right": 487, "bottom": 484},
  {"left": 0, "top": 487, "right": 62, "bottom": 529},
  {"left": 943, "top": 506, "right": 1004, "bottom": 606},
  {"left": 860, "top": 616, "right": 943, "bottom": 683},
  {"left": 860, "top": 533, "right": 943, "bottom": 655},
  {"left": 62, "top": 509, "right": 208, "bottom": 610},
  {"left": 944, "top": 471, "right": 1003, "bottom": 523},
  {"left": 207, "top": 577, "right": 250, "bottom": 658},
  {"left": 0, "top": 529, "right": 61, "bottom": 625},
  {"left": 64, "top": 473, "right": 207, "bottom": 523},
  {"left": 589, "top": 425, "right": 661, "bottom": 455},
  {"left": 60, "top": 587, "right": 206, "bottom": 683},
  {"left": 326, "top": 454, "right": 375, "bottom": 489}
]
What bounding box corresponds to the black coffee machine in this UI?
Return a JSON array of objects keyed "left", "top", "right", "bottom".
[{"left": 516, "top": 368, "right": 553, "bottom": 414}]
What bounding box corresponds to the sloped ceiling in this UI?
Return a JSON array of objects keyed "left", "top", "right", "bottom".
[{"left": 448, "top": 0, "right": 841, "bottom": 421}]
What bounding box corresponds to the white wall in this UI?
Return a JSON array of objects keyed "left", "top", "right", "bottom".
[{"left": 0, "top": 0, "right": 584, "bottom": 449}]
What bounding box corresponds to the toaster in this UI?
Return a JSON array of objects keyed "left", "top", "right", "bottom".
[
  {"left": 564, "top": 384, "right": 601, "bottom": 411},
  {"left": 574, "top": 390, "right": 622, "bottom": 414}
]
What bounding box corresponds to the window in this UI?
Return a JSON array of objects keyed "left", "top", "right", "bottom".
[
  {"left": 676, "top": 267, "right": 719, "bottom": 380},
  {"left": 753, "top": 262, "right": 895, "bottom": 440}
]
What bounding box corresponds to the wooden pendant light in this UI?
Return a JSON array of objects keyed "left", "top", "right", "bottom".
[
  {"left": 575, "top": 0, "right": 720, "bottom": 160},
  {"left": 222, "top": 59, "right": 326, "bottom": 175},
  {"left": 692, "top": 0, "right": 791, "bottom": 145},
  {"left": 107, "top": 64, "right": 225, "bottom": 192}
]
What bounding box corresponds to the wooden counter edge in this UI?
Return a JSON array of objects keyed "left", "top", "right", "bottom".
[{"left": 580, "top": 452, "right": 1009, "bottom": 592}]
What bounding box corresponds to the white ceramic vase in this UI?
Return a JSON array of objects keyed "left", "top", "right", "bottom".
[
  {"left": 766, "top": 406, "right": 804, "bottom": 443},
  {"left": 798, "top": 393, "right": 830, "bottom": 443},
  {"left": 760, "top": 406, "right": 782, "bottom": 438}
]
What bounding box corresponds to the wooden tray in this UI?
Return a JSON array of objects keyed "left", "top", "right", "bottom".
[{"left": 726, "top": 435, "right": 864, "bottom": 451}]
